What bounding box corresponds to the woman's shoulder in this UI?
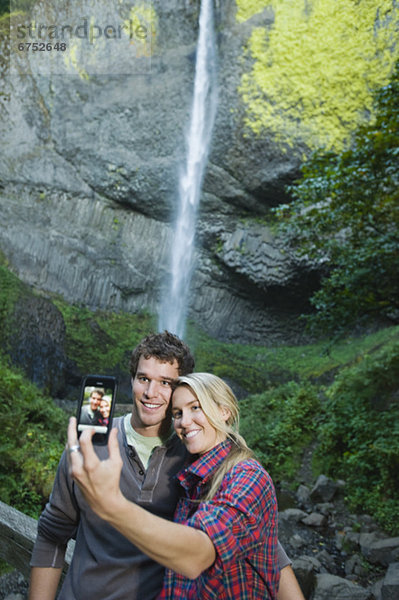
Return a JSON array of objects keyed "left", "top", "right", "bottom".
[
  {"left": 225, "top": 457, "right": 273, "bottom": 486},
  {"left": 215, "top": 458, "right": 276, "bottom": 510}
]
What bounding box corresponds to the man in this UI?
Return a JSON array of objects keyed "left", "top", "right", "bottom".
[
  {"left": 29, "top": 331, "right": 304, "bottom": 600},
  {"left": 79, "top": 388, "right": 103, "bottom": 425}
]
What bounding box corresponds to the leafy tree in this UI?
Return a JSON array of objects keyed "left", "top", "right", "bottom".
[{"left": 275, "top": 61, "right": 399, "bottom": 335}]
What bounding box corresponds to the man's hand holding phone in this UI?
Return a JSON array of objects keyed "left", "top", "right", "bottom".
[{"left": 67, "top": 417, "right": 124, "bottom": 523}]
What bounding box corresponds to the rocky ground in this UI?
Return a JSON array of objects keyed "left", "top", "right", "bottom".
[
  {"left": 0, "top": 571, "right": 28, "bottom": 600},
  {"left": 277, "top": 475, "right": 399, "bottom": 599},
  {"left": 1, "top": 474, "right": 398, "bottom": 599}
]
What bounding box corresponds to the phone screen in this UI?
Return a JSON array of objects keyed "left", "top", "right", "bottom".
[{"left": 77, "top": 375, "right": 117, "bottom": 445}]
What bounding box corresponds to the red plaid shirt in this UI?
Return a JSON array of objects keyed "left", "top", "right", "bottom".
[{"left": 158, "top": 441, "right": 279, "bottom": 599}]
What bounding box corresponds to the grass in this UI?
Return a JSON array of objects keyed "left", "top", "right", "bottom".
[{"left": 187, "top": 319, "right": 399, "bottom": 393}]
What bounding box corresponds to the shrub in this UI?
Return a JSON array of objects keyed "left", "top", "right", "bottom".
[
  {"left": 240, "top": 381, "right": 320, "bottom": 481},
  {"left": 315, "top": 340, "right": 399, "bottom": 533},
  {"left": 0, "top": 356, "right": 65, "bottom": 517}
]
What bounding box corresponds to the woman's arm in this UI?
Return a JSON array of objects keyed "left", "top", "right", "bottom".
[{"left": 68, "top": 419, "right": 215, "bottom": 579}]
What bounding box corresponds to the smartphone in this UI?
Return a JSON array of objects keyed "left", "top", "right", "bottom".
[{"left": 76, "top": 374, "right": 117, "bottom": 445}]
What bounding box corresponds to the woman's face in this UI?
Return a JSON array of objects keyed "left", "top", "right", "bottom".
[
  {"left": 171, "top": 386, "right": 226, "bottom": 455},
  {"left": 100, "top": 400, "right": 110, "bottom": 418}
]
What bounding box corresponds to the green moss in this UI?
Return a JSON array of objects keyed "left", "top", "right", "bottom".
[
  {"left": 0, "top": 265, "right": 29, "bottom": 351},
  {"left": 126, "top": 3, "right": 158, "bottom": 53},
  {"left": 237, "top": 0, "right": 399, "bottom": 152},
  {"left": 53, "top": 298, "right": 155, "bottom": 375},
  {"left": 64, "top": 41, "right": 90, "bottom": 80},
  {"left": 236, "top": 0, "right": 267, "bottom": 22},
  {"left": 0, "top": 559, "right": 13, "bottom": 577}
]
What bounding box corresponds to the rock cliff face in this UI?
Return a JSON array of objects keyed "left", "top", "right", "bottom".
[{"left": 1, "top": 0, "right": 397, "bottom": 343}]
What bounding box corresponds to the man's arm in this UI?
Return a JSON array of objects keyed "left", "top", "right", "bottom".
[
  {"left": 69, "top": 420, "right": 216, "bottom": 579},
  {"left": 277, "top": 565, "right": 306, "bottom": 600},
  {"left": 28, "top": 567, "right": 62, "bottom": 600},
  {"left": 29, "top": 444, "right": 80, "bottom": 599}
]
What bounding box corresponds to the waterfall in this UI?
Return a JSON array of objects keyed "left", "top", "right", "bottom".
[{"left": 158, "top": 0, "right": 218, "bottom": 339}]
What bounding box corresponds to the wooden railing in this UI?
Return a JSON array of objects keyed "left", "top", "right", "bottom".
[{"left": 0, "top": 500, "right": 74, "bottom": 580}]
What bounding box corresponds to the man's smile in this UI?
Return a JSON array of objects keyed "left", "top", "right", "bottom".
[{"left": 141, "top": 400, "right": 164, "bottom": 410}]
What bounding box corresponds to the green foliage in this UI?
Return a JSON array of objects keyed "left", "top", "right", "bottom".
[
  {"left": 275, "top": 60, "right": 399, "bottom": 335},
  {"left": 315, "top": 340, "right": 399, "bottom": 534},
  {"left": 0, "top": 265, "right": 28, "bottom": 351},
  {"left": 0, "top": 356, "right": 65, "bottom": 517},
  {"left": 0, "top": 558, "right": 13, "bottom": 577},
  {"left": 0, "top": 1, "right": 9, "bottom": 18},
  {"left": 53, "top": 299, "right": 155, "bottom": 375},
  {"left": 188, "top": 320, "right": 399, "bottom": 392},
  {"left": 239, "top": 381, "right": 320, "bottom": 480}
]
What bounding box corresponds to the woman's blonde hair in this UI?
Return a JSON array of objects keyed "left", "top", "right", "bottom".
[{"left": 174, "top": 372, "right": 253, "bottom": 501}]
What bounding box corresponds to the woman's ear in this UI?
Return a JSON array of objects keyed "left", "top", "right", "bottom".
[{"left": 219, "top": 405, "right": 231, "bottom": 423}]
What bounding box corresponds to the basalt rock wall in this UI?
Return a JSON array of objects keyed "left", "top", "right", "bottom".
[{"left": 1, "top": 0, "right": 398, "bottom": 344}]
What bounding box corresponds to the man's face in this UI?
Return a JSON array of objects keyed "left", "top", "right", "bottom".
[
  {"left": 90, "top": 392, "right": 102, "bottom": 411},
  {"left": 131, "top": 356, "right": 179, "bottom": 437}
]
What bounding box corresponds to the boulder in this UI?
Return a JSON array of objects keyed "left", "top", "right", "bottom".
[
  {"left": 292, "top": 555, "right": 317, "bottom": 598},
  {"left": 7, "top": 294, "right": 67, "bottom": 396},
  {"left": 344, "top": 530, "right": 362, "bottom": 552},
  {"left": 371, "top": 578, "right": 384, "bottom": 600},
  {"left": 296, "top": 484, "right": 311, "bottom": 509},
  {"left": 310, "top": 475, "right": 339, "bottom": 503},
  {"left": 289, "top": 533, "right": 306, "bottom": 549},
  {"left": 278, "top": 508, "right": 309, "bottom": 546},
  {"left": 315, "top": 503, "right": 334, "bottom": 516},
  {"left": 301, "top": 512, "right": 328, "bottom": 528},
  {"left": 360, "top": 534, "right": 399, "bottom": 567},
  {"left": 279, "top": 508, "right": 308, "bottom": 524},
  {"left": 345, "top": 554, "right": 368, "bottom": 578},
  {"left": 381, "top": 563, "right": 399, "bottom": 600},
  {"left": 316, "top": 549, "right": 337, "bottom": 574},
  {"left": 313, "top": 574, "right": 373, "bottom": 600}
]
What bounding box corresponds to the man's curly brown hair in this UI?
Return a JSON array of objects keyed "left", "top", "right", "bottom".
[{"left": 129, "top": 331, "right": 195, "bottom": 379}]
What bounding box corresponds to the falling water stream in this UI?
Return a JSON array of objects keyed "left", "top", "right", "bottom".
[{"left": 158, "top": 0, "right": 218, "bottom": 338}]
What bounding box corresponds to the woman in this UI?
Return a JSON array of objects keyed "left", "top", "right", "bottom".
[
  {"left": 69, "top": 373, "right": 279, "bottom": 599},
  {"left": 98, "top": 396, "right": 111, "bottom": 427}
]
